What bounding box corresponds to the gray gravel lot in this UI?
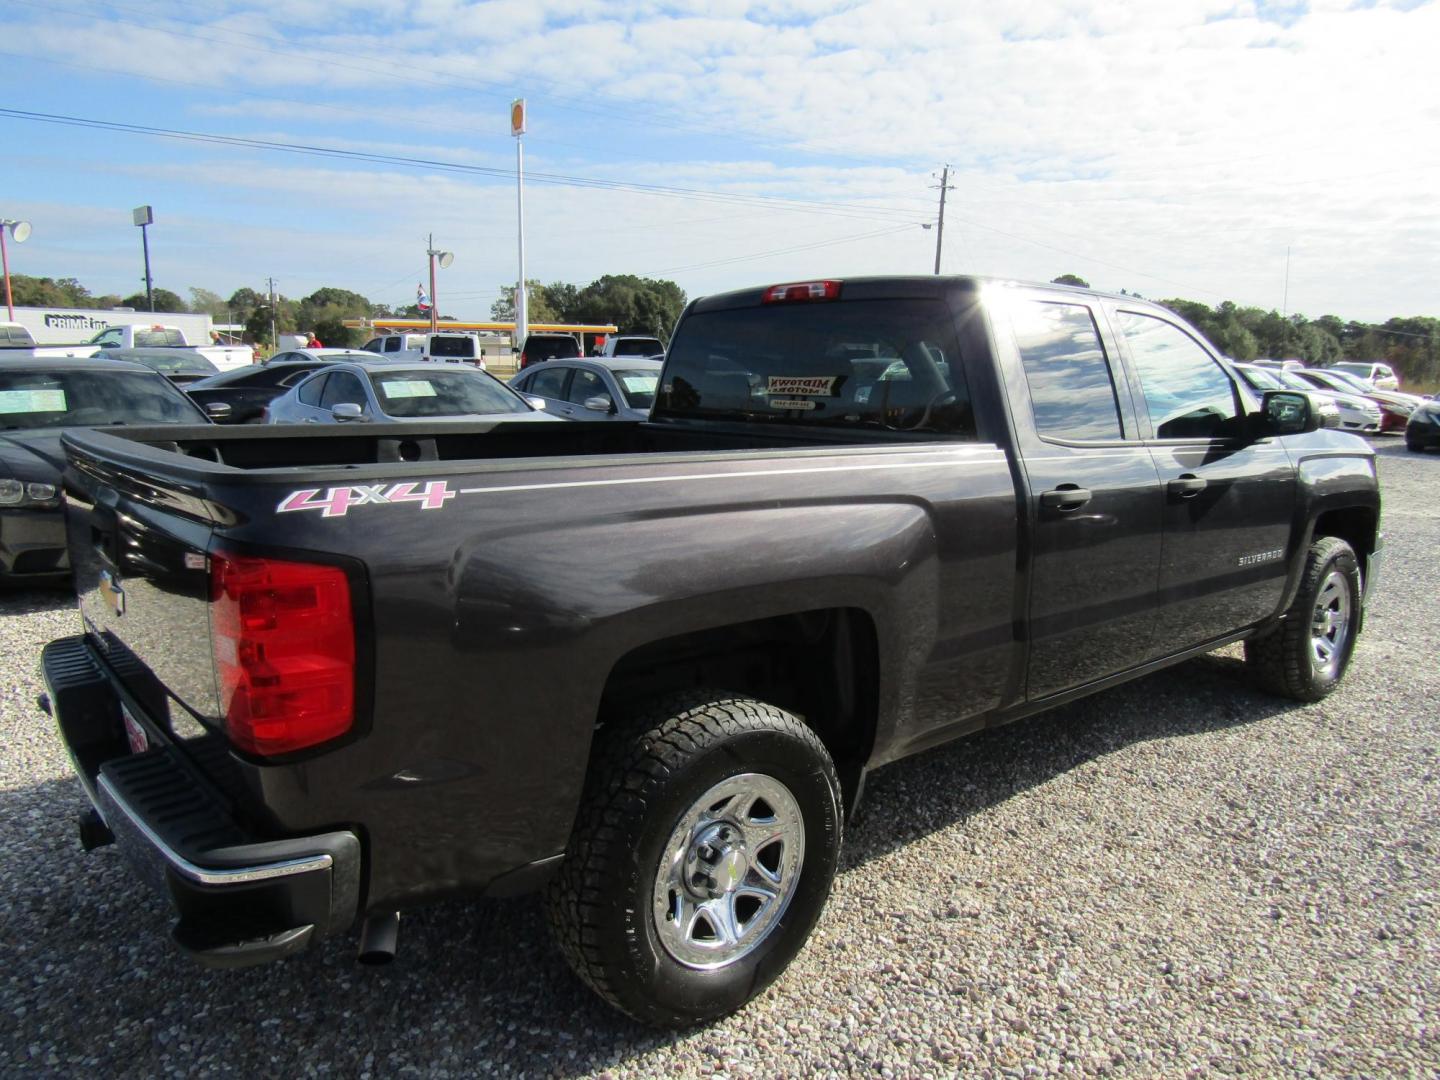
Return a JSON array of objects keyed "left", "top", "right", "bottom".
[{"left": 2, "top": 439, "right": 1436, "bottom": 1077}]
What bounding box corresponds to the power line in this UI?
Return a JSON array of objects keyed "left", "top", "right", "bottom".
[
  {"left": 0, "top": 108, "right": 932, "bottom": 226},
  {"left": 646, "top": 224, "right": 921, "bottom": 277}
]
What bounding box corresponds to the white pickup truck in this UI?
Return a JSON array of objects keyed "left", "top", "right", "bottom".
[
  {"left": 360, "top": 330, "right": 489, "bottom": 370},
  {"left": 0, "top": 321, "right": 254, "bottom": 370}
]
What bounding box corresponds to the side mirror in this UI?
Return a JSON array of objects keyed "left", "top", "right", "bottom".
[
  {"left": 583, "top": 394, "right": 616, "bottom": 413},
  {"left": 331, "top": 402, "right": 364, "bottom": 422},
  {"left": 525, "top": 396, "right": 547, "bottom": 411},
  {"left": 1260, "top": 390, "right": 1320, "bottom": 436},
  {"left": 203, "top": 401, "right": 233, "bottom": 422}
]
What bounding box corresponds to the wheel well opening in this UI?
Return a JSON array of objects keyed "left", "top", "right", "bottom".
[
  {"left": 1313, "top": 506, "right": 1378, "bottom": 581},
  {"left": 599, "top": 608, "right": 879, "bottom": 782}
]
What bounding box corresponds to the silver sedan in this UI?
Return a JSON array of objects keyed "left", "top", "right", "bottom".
[
  {"left": 508, "top": 357, "right": 661, "bottom": 421},
  {"left": 265, "top": 361, "right": 560, "bottom": 425}
]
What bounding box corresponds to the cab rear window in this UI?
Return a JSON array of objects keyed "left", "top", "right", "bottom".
[{"left": 657, "top": 300, "right": 973, "bottom": 437}]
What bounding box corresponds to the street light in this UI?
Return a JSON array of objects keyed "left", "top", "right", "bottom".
[
  {"left": 1, "top": 219, "right": 32, "bottom": 322},
  {"left": 425, "top": 234, "right": 453, "bottom": 335},
  {"left": 132, "top": 205, "right": 154, "bottom": 312}
]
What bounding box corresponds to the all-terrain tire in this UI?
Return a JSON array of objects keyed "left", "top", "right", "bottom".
[
  {"left": 544, "top": 692, "right": 842, "bottom": 1027},
  {"left": 1244, "top": 535, "right": 1362, "bottom": 702}
]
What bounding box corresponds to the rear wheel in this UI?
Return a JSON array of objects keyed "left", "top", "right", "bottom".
[
  {"left": 1407, "top": 438, "right": 1424, "bottom": 453},
  {"left": 545, "top": 693, "right": 842, "bottom": 1027},
  {"left": 1244, "top": 536, "right": 1361, "bottom": 701}
]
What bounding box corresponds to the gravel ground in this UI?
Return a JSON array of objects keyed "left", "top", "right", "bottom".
[{"left": 2, "top": 439, "right": 1436, "bottom": 1077}]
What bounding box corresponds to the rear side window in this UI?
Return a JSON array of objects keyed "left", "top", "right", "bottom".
[
  {"left": 528, "top": 366, "right": 570, "bottom": 399},
  {"left": 297, "top": 373, "right": 328, "bottom": 406},
  {"left": 1118, "top": 311, "right": 1239, "bottom": 440},
  {"left": 659, "top": 299, "right": 972, "bottom": 436},
  {"left": 1011, "top": 300, "right": 1122, "bottom": 441}
]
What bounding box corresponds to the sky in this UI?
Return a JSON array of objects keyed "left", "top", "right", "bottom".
[{"left": 1, "top": 0, "right": 1437, "bottom": 325}]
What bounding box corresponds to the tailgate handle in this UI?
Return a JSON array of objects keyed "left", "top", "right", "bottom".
[
  {"left": 1168, "top": 475, "right": 1207, "bottom": 499},
  {"left": 1039, "top": 485, "right": 1092, "bottom": 512}
]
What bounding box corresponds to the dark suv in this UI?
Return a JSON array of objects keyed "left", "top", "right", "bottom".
[{"left": 518, "top": 333, "right": 582, "bottom": 370}]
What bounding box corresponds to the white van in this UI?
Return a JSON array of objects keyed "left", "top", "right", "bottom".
[{"left": 362, "top": 331, "right": 488, "bottom": 370}]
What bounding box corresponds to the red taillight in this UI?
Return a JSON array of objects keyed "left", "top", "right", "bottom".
[
  {"left": 209, "top": 552, "right": 355, "bottom": 756},
  {"left": 520, "top": 351, "right": 528, "bottom": 368},
  {"left": 762, "top": 280, "right": 842, "bottom": 304}
]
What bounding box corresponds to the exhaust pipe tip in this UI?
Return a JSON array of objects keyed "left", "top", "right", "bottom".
[{"left": 357, "top": 911, "right": 400, "bottom": 966}]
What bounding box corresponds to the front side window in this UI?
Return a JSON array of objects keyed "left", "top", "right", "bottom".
[
  {"left": 566, "top": 369, "right": 608, "bottom": 405},
  {"left": 1118, "top": 311, "right": 1239, "bottom": 440},
  {"left": 660, "top": 299, "right": 973, "bottom": 436},
  {"left": 1011, "top": 300, "right": 1122, "bottom": 441}
]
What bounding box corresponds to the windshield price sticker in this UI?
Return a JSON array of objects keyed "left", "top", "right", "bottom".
[
  {"left": 768, "top": 398, "right": 818, "bottom": 411},
  {"left": 278, "top": 480, "right": 457, "bottom": 518},
  {"left": 0, "top": 389, "right": 67, "bottom": 414},
  {"left": 379, "top": 380, "right": 438, "bottom": 399},
  {"left": 767, "top": 376, "right": 837, "bottom": 397}
]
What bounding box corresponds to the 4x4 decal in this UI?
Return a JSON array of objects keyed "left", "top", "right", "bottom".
[{"left": 277, "top": 481, "right": 456, "bottom": 518}]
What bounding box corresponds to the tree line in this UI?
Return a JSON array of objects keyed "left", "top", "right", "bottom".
[
  {"left": 5, "top": 273, "right": 689, "bottom": 349},
  {"left": 1051, "top": 274, "right": 1440, "bottom": 389}
]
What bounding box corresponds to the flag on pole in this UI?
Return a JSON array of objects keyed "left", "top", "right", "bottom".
[{"left": 416, "top": 284, "right": 432, "bottom": 312}]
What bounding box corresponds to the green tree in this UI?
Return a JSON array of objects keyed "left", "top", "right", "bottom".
[
  {"left": 122, "top": 288, "right": 187, "bottom": 314},
  {"left": 491, "top": 280, "right": 562, "bottom": 323},
  {"left": 296, "top": 287, "right": 377, "bottom": 348},
  {"left": 1051, "top": 273, "right": 1089, "bottom": 288}
]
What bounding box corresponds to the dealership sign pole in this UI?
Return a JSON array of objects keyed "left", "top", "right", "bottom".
[
  {"left": 133, "top": 205, "right": 154, "bottom": 312},
  {"left": 512, "top": 98, "right": 527, "bottom": 354}
]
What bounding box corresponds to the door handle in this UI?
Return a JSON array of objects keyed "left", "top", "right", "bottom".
[
  {"left": 1167, "top": 475, "right": 1207, "bottom": 499},
  {"left": 1040, "top": 486, "right": 1092, "bottom": 512}
]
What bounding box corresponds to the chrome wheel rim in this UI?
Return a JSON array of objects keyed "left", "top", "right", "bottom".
[
  {"left": 652, "top": 773, "right": 805, "bottom": 971},
  {"left": 1310, "top": 569, "right": 1352, "bottom": 678}
]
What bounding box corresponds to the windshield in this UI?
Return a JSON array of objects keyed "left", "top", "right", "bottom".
[
  {"left": 1277, "top": 370, "right": 1322, "bottom": 393},
  {"left": 0, "top": 370, "right": 205, "bottom": 429},
  {"left": 614, "top": 370, "right": 659, "bottom": 409},
  {"left": 614, "top": 337, "right": 662, "bottom": 356},
  {"left": 1237, "top": 366, "right": 1282, "bottom": 390},
  {"left": 113, "top": 351, "right": 217, "bottom": 375},
  {"left": 368, "top": 369, "right": 531, "bottom": 417},
  {"left": 1318, "top": 369, "right": 1375, "bottom": 395},
  {"left": 427, "top": 336, "right": 477, "bottom": 358},
  {"left": 660, "top": 299, "right": 973, "bottom": 436}
]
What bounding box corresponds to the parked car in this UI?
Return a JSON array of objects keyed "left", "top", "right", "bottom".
[
  {"left": 264, "top": 361, "right": 558, "bottom": 425},
  {"left": 185, "top": 361, "right": 336, "bottom": 424},
  {"left": 1405, "top": 397, "right": 1440, "bottom": 452},
  {"left": 509, "top": 357, "right": 661, "bottom": 420},
  {"left": 40, "top": 275, "right": 1383, "bottom": 1027},
  {"left": 264, "top": 347, "right": 378, "bottom": 366},
  {"left": 93, "top": 347, "right": 219, "bottom": 385},
  {"left": 1333, "top": 361, "right": 1399, "bottom": 392},
  {"left": 595, "top": 334, "right": 664, "bottom": 358},
  {"left": 517, "top": 332, "right": 582, "bottom": 370},
  {"left": 0, "top": 358, "right": 209, "bottom": 584},
  {"left": 1291, "top": 368, "right": 1421, "bottom": 432},
  {"left": 1233, "top": 364, "right": 1379, "bottom": 434}
]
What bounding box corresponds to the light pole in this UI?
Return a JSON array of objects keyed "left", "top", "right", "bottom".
[
  {"left": 1, "top": 218, "right": 32, "bottom": 321},
  {"left": 425, "top": 234, "right": 453, "bottom": 335},
  {"left": 511, "top": 98, "right": 528, "bottom": 352},
  {"left": 132, "top": 205, "right": 154, "bottom": 311}
]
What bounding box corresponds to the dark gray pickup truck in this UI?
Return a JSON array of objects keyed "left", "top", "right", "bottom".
[{"left": 40, "top": 276, "right": 1382, "bottom": 1027}]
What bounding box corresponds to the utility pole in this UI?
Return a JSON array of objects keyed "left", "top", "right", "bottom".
[
  {"left": 267, "top": 277, "right": 277, "bottom": 351},
  {"left": 931, "top": 165, "right": 954, "bottom": 275},
  {"left": 512, "top": 99, "right": 528, "bottom": 352},
  {"left": 428, "top": 233, "right": 439, "bottom": 335}
]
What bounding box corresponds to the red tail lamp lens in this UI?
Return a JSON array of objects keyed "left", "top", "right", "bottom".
[
  {"left": 762, "top": 280, "right": 842, "bottom": 304},
  {"left": 210, "top": 553, "right": 355, "bottom": 756}
]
